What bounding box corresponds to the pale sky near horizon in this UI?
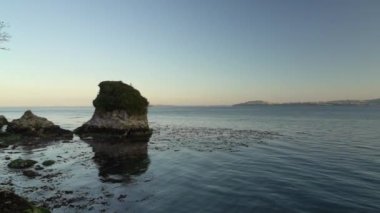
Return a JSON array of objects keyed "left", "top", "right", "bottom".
[{"left": 1, "top": 0, "right": 379, "bottom": 106}]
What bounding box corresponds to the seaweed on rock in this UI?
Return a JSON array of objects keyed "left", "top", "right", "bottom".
[{"left": 93, "top": 81, "right": 149, "bottom": 115}]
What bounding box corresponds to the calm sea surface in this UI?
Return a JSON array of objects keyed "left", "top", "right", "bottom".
[{"left": 0, "top": 106, "right": 379, "bottom": 212}]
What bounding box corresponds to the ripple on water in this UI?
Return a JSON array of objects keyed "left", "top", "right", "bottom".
[
  {"left": 0, "top": 106, "right": 380, "bottom": 212},
  {"left": 149, "top": 124, "right": 282, "bottom": 152}
]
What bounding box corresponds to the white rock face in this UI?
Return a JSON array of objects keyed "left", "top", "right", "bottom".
[
  {"left": 75, "top": 109, "right": 151, "bottom": 140},
  {"left": 83, "top": 109, "right": 149, "bottom": 130}
]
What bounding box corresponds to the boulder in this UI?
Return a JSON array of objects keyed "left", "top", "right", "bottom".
[
  {"left": 7, "top": 110, "right": 73, "bottom": 139},
  {"left": 0, "top": 115, "right": 8, "bottom": 129},
  {"left": 74, "top": 81, "right": 152, "bottom": 140}
]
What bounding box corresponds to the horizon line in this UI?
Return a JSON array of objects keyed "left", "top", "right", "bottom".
[{"left": 0, "top": 97, "right": 379, "bottom": 108}]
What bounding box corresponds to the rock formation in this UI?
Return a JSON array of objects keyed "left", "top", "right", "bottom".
[
  {"left": 7, "top": 110, "right": 73, "bottom": 139},
  {"left": 0, "top": 115, "right": 7, "bottom": 129},
  {"left": 74, "top": 81, "right": 152, "bottom": 140}
]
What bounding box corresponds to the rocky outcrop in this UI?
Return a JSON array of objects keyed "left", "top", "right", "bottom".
[
  {"left": 7, "top": 110, "right": 73, "bottom": 139},
  {"left": 0, "top": 115, "right": 7, "bottom": 129},
  {"left": 74, "top": 81, "right": 152, "bottom": 140}
]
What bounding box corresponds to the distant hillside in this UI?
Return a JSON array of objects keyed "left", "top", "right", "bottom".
[
  {"left": 233, "top": 101, "right": 269, "bottom": 106},
  {"left": 233, "top": 98, "right": 380, "bottom": 106}
]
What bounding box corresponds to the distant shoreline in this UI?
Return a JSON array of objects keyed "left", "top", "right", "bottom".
[
  {"left": 1, "top": 104, "right": 380, "bottom": 109},
  {"left": 233, "top": 98, "right": 380, "bottom": 107}
]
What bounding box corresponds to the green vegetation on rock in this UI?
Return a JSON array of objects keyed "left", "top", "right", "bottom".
[
  {"left": 92, "top": 81, "right": 149, "bottom": 115},
  {"left": 8, "top": 159, "right": 37, "bottom": 169},
  {"left": 42, "top": 160, "right": 55, "bottom": 166}
]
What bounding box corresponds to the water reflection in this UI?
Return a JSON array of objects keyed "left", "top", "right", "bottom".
[{"left": 85, "top": 138, "right": 150, "bottom": 183}]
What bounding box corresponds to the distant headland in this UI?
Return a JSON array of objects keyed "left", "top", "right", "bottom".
[{"left": 233, "top": 98, "right": 380, "bottom": 106}]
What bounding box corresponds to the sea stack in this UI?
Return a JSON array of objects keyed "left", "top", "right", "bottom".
[
  {"left": 74, "top": 81, "right": 152, "bottom": 141},
  {"left": 6, "top": 110, "right": 73, "bottom": 139}
]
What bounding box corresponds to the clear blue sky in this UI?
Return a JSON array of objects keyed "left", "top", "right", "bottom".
[{"left": 1, "top": 0, "right": 379, "bottom": 106}]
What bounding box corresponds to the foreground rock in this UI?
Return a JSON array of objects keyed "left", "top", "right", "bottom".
[
  {"left": 0, "top": 115, "right": 8, "bottom": 126},
  {"left": 7, "top": 110, "right": 73, "bottom": 139},
  {"left": 0, "top": 189, "right": 50, "bottom": 213},
  {"left": 75, "top": 81, "right": 152, "bottom": 141}
]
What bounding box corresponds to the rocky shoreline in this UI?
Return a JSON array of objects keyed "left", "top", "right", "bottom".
[
  {"left": 0, "top": 81, "right": 152, "bottom": 143},
  {"left": 0, "top": 81, "right": 153, "bottom": 212},
  {"left": 0, "top": 118, "right": 282, "bottom": 212},
  {"left": 0, "top": 135, "right": 153, "bottom": 212}
]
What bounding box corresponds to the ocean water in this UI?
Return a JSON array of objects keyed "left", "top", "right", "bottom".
[{"left": 0, "top": 106, "right": 380, "bottom": 212}]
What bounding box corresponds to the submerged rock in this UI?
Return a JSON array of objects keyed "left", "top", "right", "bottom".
[
  {"left": 75, "top": 81, "right": 152, "bottom": 140},
  {"left": 0, "top": 189, "right": 50, "bottom": 213},
  {"left": 7, "top": 110, "right": 73, "bottom": 139},
  {"left": 23, "top": 170, "right": 41, "bottom": 178},
  {"left": 42, "top": 160, "right": 55, "bottom": 166},
  {"left": 0, "top": 115, "right": 8, "bottom": 129},
  {"left": 8, "top": 159, "right": 38, "bottom": 169},
  {"left": 35, "top": 165, "right": 44, "bottom": 170}
]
